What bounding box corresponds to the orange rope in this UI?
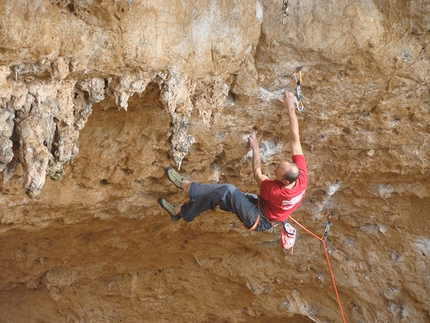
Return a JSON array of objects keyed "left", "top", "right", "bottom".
[
  {"left": 289, "top": 216, "right": 347, "bottom": 323},
  {"left": 289, "top": 215, "right": 324, "bottom": 242}
]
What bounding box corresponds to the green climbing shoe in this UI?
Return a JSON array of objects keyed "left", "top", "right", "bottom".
[
  {"left": 165, "top": 166, "right": 183, "bottom": 189},
  {"left": 157, "top": 197, "right": 181, "bottom": 222}
]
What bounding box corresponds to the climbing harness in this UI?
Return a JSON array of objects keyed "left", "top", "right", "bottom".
[
  {"left": 293, "top": 68, "right": 304, "bottom": 112},
  {"left": 289, "top": 215, "right": 347, "bottom": 323},
  {"left": 282, "top": 0, "right": 290, "bottom": 25}
]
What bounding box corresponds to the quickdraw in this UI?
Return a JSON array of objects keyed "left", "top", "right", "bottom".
[
  {"left": 13, "top": 64, "right": 24, "bottom": 82},
  {"left": 293, "top": 68, "right": 304, "bottom": 112},
  {"left": 282, "top": 0, "right": 290, "bottom": 25},
  {"left": 323, "top": 212, "right": 334, "bottom": 242}
]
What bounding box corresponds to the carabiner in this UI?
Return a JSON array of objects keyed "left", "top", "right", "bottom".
[
  {"left": 294, "top": 99, "right": 304, "bottom": 112},
  {"left": 282, "top": 0, "right": 290, "bottom": 26}
]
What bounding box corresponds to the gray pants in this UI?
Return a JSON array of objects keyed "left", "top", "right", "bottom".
[{"left": 181, "top": 182, "right": 273, "bottom": 232}]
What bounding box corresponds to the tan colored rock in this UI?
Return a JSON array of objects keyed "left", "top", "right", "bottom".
[{"left": 0, "top": 0, "right": 429, "bottom": 323}]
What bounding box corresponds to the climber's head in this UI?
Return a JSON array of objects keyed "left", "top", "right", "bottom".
[{"left": 275, "top": 161, "right": 300, "bottom": 185}]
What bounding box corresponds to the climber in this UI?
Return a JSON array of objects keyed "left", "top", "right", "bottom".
[{"left": 157, "top": 90, "right": 307, "bottom": 232}]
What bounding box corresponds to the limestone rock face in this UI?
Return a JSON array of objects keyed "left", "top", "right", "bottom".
[{"left": 0, "top": 1, "right": 429, "bottom": 322}]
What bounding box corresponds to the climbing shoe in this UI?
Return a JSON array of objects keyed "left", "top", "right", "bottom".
[
  {"left": 157, "top": 197, "right": 181, "bottom": 222},
  {"left": 165, "top": 166, "right": 183, "bottom": 189}
]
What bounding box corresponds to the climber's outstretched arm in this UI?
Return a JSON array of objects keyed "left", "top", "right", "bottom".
[
  {"left": 249, "top": 134, "right": 269, "bottom": 187},
  {"left": 278, "top": 91, "right": 303, "bottom": 156}
]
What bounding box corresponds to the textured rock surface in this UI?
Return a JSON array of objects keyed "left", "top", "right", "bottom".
[{"left": 0, "top": 0, "right": 429, "bottom": 322}]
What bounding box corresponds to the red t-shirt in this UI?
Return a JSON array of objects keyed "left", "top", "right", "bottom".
[{"left": 259, "top": 155, "right": 307, "bottom": 222}]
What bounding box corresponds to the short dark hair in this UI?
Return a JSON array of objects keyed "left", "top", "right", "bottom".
[{"left": 282, "top": 163, "right": 300, "bottom": 183}]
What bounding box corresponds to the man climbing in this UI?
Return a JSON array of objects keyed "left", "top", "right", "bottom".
[{"left": 157, "top": 90, "right": 307, "bottom": 232}]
